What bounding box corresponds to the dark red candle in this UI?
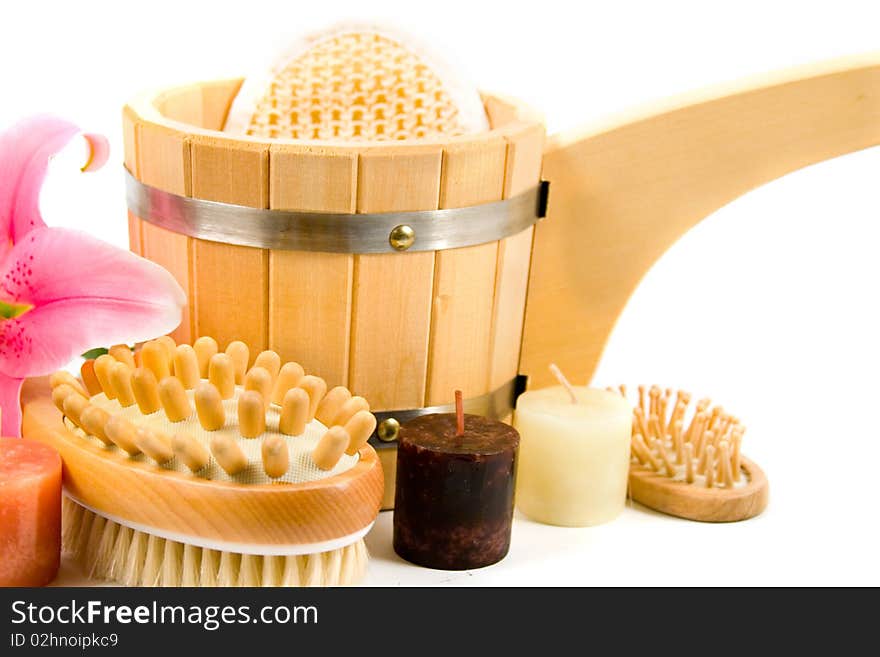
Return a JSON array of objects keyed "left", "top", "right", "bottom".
[{"left": 393, "top": 413, "right": 519, "bottom": 570}]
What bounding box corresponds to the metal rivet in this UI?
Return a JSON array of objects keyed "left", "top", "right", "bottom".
[
  {"left": 389, "top": 225, "right": 415, "bottom": 251},
  {"left": 377, "top": 418, "right": 400, "bottom": 442}
]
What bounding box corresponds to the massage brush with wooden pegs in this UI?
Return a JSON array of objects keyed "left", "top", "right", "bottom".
[
  {"left": 25, "top": 336, "right": 383, "bottom": 587},
  {"left": 616, "top": 385, "right": 768, "bottom": 522}
]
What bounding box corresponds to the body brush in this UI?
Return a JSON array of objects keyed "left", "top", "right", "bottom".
[{"left": 27, "top": 336, "right": 382, "bottom": 586}]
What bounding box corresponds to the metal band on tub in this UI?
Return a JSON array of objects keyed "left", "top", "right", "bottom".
[
  {"left": 126, "top": 169, "right": 550, "bottom": 254},
  {"left": 368, "top": 375, "right": 528, "bottom": 448}
]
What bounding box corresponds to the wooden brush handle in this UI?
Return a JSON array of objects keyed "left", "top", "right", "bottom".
[{"left": 524, "top": 53, "right": 880, "bottom": 389}]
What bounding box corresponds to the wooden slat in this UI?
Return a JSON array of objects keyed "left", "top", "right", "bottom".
[
  {"left": 201, "top": 79, "right": 243, "bottom": 130},
  {"left": 127, "top": 211, "right": 142, "bottom": 256},
  {"left": 483, "top": 94, "right": 522, "bottom": 129},
  {"left": 122, "top": 105, "right": 139, "bottom": 176},
  {"left": 269, "top": 145, "right": 357, "bottom": 386},
  {"left": 425, "top": 138, "right": 506, "bottom": 405},
  {"left": 349, "top": 146, "right": 442, "bottom": 410},
  {"left": 488, "top": 122, "right": 545, "bottom": 391},
  {"left": 190, "top": 136, "right": 270, "bottom": 352},
  {"left": 122, "top": 105, "right": 142, "bottom": 255},
  {"left": 135, "top": 120, "right": 192, "bottom": 343},
  {"left": 156, "top": 85, "right": 204, "bottom": 127}
]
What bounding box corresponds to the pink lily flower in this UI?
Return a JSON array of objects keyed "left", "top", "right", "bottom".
[{"left": 0, "top": 116, "right": 186, "bottom": 436}]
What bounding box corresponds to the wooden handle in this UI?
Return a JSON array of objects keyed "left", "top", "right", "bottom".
[{"left": 523, "top": 52, "right": 880, "bottom": 388}]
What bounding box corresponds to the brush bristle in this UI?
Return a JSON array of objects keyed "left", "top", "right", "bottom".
[
  {"left": 62, "top": 498, "right": 368, "bottom": 587},
  {"left": 617, "top": 385, "right": 748, "bottom": 489}
]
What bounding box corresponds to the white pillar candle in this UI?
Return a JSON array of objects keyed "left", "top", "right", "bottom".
[{"left": 514, "top": 386, "right": 632, "bottom": 527}]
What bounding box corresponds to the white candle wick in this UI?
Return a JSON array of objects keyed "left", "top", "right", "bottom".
[{"left": 549, "top": 363, "right": 578, "bottom": 404}]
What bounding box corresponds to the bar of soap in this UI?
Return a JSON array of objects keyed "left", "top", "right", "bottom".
[
  {"left": 393, "top": 413, "right": 519, "bottom": 570},
  {"left": 0, "top": 438, "right": 63, "bottom": 587}
]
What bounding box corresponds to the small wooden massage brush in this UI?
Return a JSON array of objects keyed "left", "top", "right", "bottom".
[
  {"left": 615, "top": 385, "right": 768, "bottom": 522},
  {"left": 40, "top": 336, "right": 383, "bottom": 586}
]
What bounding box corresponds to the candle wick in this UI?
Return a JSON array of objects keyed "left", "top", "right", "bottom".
[
  {"left": 549, "top": 363, "right": 578, "bottom": 404},
  {"left": 455, "top": 389, "right": 465, "bottom": 436}
]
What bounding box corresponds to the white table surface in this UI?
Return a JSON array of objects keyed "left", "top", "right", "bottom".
[{"left": 51, "top": 486, "right": 872, "bottom": 587}]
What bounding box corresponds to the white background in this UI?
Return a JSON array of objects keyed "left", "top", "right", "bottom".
[{"left": 3, "top": 0, "right": 879, "bottom": 585}]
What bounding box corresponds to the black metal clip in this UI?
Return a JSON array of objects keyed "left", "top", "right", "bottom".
[{"left": 537, "top": 179, "right": 551, "bottom": 218}]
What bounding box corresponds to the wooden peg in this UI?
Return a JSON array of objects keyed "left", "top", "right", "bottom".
[
  {"left": 225, "top": 340, "right": 249, "bottom": 384},
  {"left": 704, "top": 445, "right": 716, "bottom": 488},
  {"left": 633, "top": 434, "right": 659, "bottom": 471},
  {"left": 279, "top": 387, "right": 310, "bottom": 436},
  {"left": 653, "top": 439, "right": 676, "bottom": 477},
  {"left": 93, "top": 354, "right": 118, "bottom": 400},
  {"left": 51, "top": 383, "right": 82, "bottom": 412},
  {"left": 79, "top": 359, "right": 101, "bottom": 396},
  {"left": 697, "top": 431, "right": 715, "bottom": 474},
  {"left": 244, "top": 366, "right": 273, "bottom": 405},
  {"left": 671, "top": 420, "right": 684, "bottom": 463},
  {"left": 134, "top": 426, "right": 174, "bottom": 464},
  {"left": 271, "top": 362, "right": 304, "bottom": 405},
  {"left": 688, "top": 413, "right": 708, "bottom": 456},
  {"left": 253, "top": 350, "right": 281, "bottom": 381},
  {"left": 343, "top": 411, "right": 376, "bottom": 455},
  {"left": 131, "top": 367, "right": 161, "bottom": 415},
  {"left": 210, "top": 434, "right": 247, "bottom": 476},
  {"left": 173, "top": 344, "right": 200, "bottom": 389},
  {"left": 156, "top": 335, "right": 177, "bottom": 365},
  {"left": 332, "top": 396, "right": 370, "bottom": 427},
  {"left": 649, "top": 386, "right": 660, "bottom": 417},
  {"left": 80, "top": 405, "right": 112, "bottom": 445},
  {"left": 315, "top": 386, "right": 352, "bottom": 426},
  {"left": 108, "top": 344, "right": 136, "bottom": 369},
  {"left": 208, "top": 353, "right": 235, "bottom": 399},
  {"left": 62, "top": 393, "right": 89, "bottom": 428},
  {"left": 159, "top": 376, "right": 192, "bottom": 422},
  {"left": 630, "top": 434, "right": 650, "bottom": 466},
  {"left": 141, "top": 340, "right": 171, "bottom": 381},
  {"left": 718, "top": 440, "right": 733, "bottom": 488},
  {"left": 193, "top": 336, "right": 219, "bottom": 377},
  {"left": 49, "top": 371, "right": 88, "bottom": 398},
  {"left": 238, "top": 390, "right": 266, "bottom": 438},
  {"left": 633, "top": 407, "right": 651, "bottom": 443},
  {"left": 297, "top": 375, "right": 327, "bottom": 421},
  {"left": 731, "top": 430, "right": 743, "bottom": 482},
  {"left": 104, "top": 415, "right": 141, "bottom": 456},
  {"left": 312, "top": 426, "right": 350, "bottom": 471},
  {"left": 684, "top": 443, "right": 695, "bottom": 483},
  {"left": 109, "top": 362, "right": 137, "bottom": 407},
  {"left": 171, "top": 433, "right": 210, "bottom": 473},
  {"left": 194, "top": 382, "right": 225, "bottom": 431},
  {"left": 261, "top": 435, "right": 289, "bottom": 479}
]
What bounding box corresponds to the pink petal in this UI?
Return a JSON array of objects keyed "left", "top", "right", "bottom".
[
  {"left": 0, "top": 227, "right": 186, "bottom": 378},
  {"left": 0, "top": 115, "right": 109, "bottom": 246},
  {"left": 81, "top": 133, "right": 110, "bottom": 172},
  {"left": 0, "top": 371, "right": 24, "bottom": 437}
]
